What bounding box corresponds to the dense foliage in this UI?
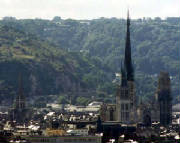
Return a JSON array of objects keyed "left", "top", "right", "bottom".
[
  {"left": 0, "top": 21, "right": 113, "bottom": 105},
  {"left": 0, "top": 17, "right": 179, "bottom": 105}
]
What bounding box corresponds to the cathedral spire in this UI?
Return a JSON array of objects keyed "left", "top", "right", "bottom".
[{"left": 124, "top": 10, "right": 134, "bottom": 81}]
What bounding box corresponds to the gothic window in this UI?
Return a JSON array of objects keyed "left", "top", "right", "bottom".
[
  {"left": 121, "top": 90, "right": 124, "bottom": 99},
  {"left": 125, "top": 90, "right": 128, "bottom": 97},
  {"left": 126, "top": 112, "right": 129, "bottom": 121},
  {"left": 110, "top": 107, "right": 114, "bottom": 121},
  {"left": 121, "top": 104, "right": 124, "bottom": 110},
  {"left": 125, "top": 104, "right": 128, "bottom": 110}
]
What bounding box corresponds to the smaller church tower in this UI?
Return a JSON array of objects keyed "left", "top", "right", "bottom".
[
  {"left": 15, "top": 74, "right": 26, "bottom": 109},
  {"left": 157, "top": 72, "right": 172, "bottom": 126},
  {"left": 9, "top": 74, "right": 32, "bottom": 124}
]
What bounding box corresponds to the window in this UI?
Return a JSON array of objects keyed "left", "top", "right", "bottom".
[
  {"left": 125, "top": 104, "right": 128, "bottom": 110},
  {"left": 121, "top": 104, "right": 124, "bottom": 110},
  {"left": 126, "top": 112, "right": 129, "bottom": 120}
]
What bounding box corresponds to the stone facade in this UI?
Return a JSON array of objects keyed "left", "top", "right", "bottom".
[
  {"left": 100, "top": 104, "right": 116, "bottom": 121},
  {"left": 116, "top": 81, "right": 136, "bottom": 123}
]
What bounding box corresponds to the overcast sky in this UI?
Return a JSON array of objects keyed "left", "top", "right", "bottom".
[{"left": 0, "top": 0, "right": 179, "bottom": 20}]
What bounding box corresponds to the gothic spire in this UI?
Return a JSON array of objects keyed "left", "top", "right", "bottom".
[
  {"left": 124, "top": 10, "right": 134, "bottom": 81},
  {"left": 15, "top": 73, "right": 26, "bottom": 109}
]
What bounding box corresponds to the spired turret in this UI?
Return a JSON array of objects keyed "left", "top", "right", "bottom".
[
  {"left": 9, "top": 74, "right": 33, "bottom": 123},
  {"left": 15, "top": 74, "right": 26, "bottom": 109}
]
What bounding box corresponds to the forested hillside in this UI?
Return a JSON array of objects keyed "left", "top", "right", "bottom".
[
  {"left": 0, "top": 22, "right": 114, "bottom": 106},
  {"left": 0, "top": 17, "right": 179, "bottom": 105}
]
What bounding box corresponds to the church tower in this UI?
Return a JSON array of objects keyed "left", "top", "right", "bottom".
[
  {"left": 15, "top": 74, "right": 26, "bottom": 109},
  {"left": 9, "top": 74, "right": 29, "bottom": 123},
  {"left": 116, "top": 10, "right": 136, "bottom": 123},
  {"left": 157, "top": 72, "right": 172, "bottom": 126}
]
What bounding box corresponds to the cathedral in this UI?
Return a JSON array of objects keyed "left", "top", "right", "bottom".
[
  {"left": 100, "top": 11, "right": 172, "bottom": 127},
  {"left": 100, "top": 11, "right": 137, "bottom": 124}
]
